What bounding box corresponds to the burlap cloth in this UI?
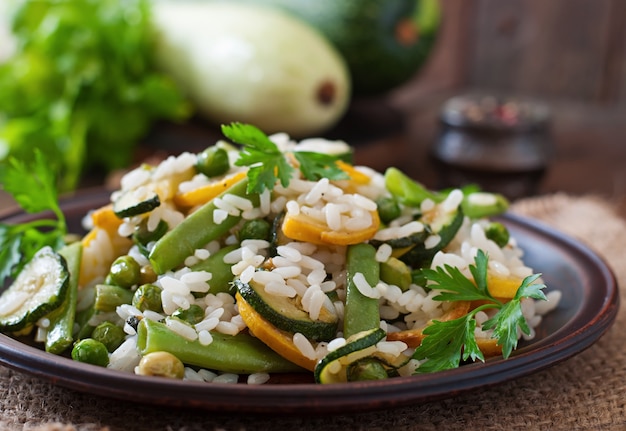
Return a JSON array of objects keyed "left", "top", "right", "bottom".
[{"left": 0, "top": 193, "right": 624, "bottom": 431}]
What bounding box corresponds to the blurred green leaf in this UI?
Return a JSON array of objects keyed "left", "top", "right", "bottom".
[{"left": 0, "top": 0, "right": 191, "bottom": 192}]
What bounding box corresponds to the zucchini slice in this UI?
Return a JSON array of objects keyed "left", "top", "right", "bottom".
[
  {"left": 113, "top": 188, "right": 161, "bottom": 218},
  {"left": 0, "top": 246, "right": 69, "bottom": 332},
  {"left": 314, "top": 328, "right": 410, "bottom": 384},
  {"left": 400, "top": 205, "right": 464, "bottom": 268},
  {"left": 234, "top": 277, "right": 338, "bottom": 342},
  {"left": 314, "top": 328, "right": 385, "bottom": 384}
]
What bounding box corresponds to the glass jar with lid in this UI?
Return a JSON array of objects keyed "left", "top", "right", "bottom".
[{"left": 432, "top": 93, "right": 552, "bottom": 200}]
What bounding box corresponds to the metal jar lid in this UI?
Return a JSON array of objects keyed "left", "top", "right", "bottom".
[{"left": 434, "top": 93, "right": 552, "bottom": 173}]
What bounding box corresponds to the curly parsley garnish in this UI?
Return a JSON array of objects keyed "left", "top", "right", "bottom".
[
  {"left": 0, "top": 151, "right": 67, "bottom": 285},
  {"left": 221, "top": 123, "right": 348, "bottom": 194},
  {"left": 413, "top": 250, "right": 547, "bottom": 373}
]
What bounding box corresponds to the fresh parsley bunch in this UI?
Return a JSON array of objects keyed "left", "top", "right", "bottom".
[
  {"left": 413, "top": 250, "right": 547, "bottom": 372},
  {"left": 0, "top": 0, "right": 190, "bottom": 192},
  {"left": 0, "top": 152, "right": 66, "bottom": 286}
]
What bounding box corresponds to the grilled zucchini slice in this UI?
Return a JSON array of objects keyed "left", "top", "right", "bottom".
[
  {"left": 234, "top": 277, "right": 338, "bottom": 342},
  {"left": 113, "top": 189, "right": 160, "bottom": 218},
  {"left": 0, "top": 246, "right": 69, "bottom": 332}
]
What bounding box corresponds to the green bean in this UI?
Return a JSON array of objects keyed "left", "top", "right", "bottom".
[
  {"left": 461, "top": 192, "right": 509, "bottom": 219},
  {"left": 137, "top": 318, "right": 304, "bottom": 374},
  {"left": 149, "top": 178, "right": 258, "bottom": 274},
  {"left": 384, "top": 167, "right": 439, "bottom": 207},
  {"left": 385, "top": 167, "right": 509, "bottom": 218},
  {"left": 45, "top": 242, "right": 82, "bottom": 355},
  {"left": 190, "top": 244, "right": 238, "bottom": 294},
  {"left": 94, "top": 284, "right": 134, "bottom": 312},
  {"left": 343, "top": 243, "right": 380, "bottom": 339}
]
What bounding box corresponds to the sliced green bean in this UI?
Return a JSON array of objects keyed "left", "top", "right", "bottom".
[
  {"left": 461, "top": 192, "right": 509, "bottom": 219},
  {"left": 384, "top": 167, "right": 440, "bottom": 207},
  {"left": 136, "top": 318, "right": 304, "bottom": 374},
  {"left": 45, "top": 242, "right": 82, "bottom": 354},
  {"left": 149, "top": 178, "right": 258, "bottom": 274},
  {"left": 94, "top": 284, "right": 134, "bottom": 312},
  {"left": 343, "top": 243, "right": 380, "bottom": 339},
  {"left": 190, "top": 244, "right": 238, "bottom": 294}
]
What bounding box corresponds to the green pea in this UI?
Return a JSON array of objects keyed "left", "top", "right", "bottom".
[
  {"left": 71, "top": 338, "right": 110, "bottom": 367},
  {"left": 106, "top": 255, "right": 141, "bottom": 289},
  {"left": 132, "top": 283, "right": 163, "bottom": 312},
  {"left": 238, "top": 219, "right": 271, "bottom": 242},
  {"left": 196, "top": 146, "right": 230, "bottom": 178},
  {"left": 171, "top": 304, "right": 204, "bottom": 325},
  {"left": 91, "top": 322, "right": 126, "bottom": 352}
]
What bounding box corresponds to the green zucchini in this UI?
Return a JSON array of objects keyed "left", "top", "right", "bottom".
[
  {"left": 398, "top": 205, "right": 464, "bottom": 269},
  {"left": 0, "top": 246, "right": 69, "bottom": 332},
  {"left": 113, "top": 188, "right": 161, "bottom": 218},
  {"left": 379, "top": 256, "right": 411, "bottom": 291},
  {"left": 314, "top": 328, "right": 386, "bottom": 384},
  {"left": 234, "top": 277, "right": 338, "bottom": 342},
  {"left": 45, "top": 242, "right": 83, "bottom": 354}
]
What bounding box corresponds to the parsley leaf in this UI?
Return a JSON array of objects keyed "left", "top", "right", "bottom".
[
  {"left": 412, "top": 313, "right": 483, "bottom": 373},
  {"left": 293, "top": 151, "right": 349, "bottom": 183},
  {"left": 224, "top": 123, "right": 294, "bottom": 194},
  {"left": 413, "top": 250, "right": 546, "bottom": 372},
  {"left": 482, "top": 273, "right": 546, "bottom": 358},
  {"left": 222, "top": 122, "right": 349, "bottom": 193},
  {"left": 0, "top": 152, "right": 67, "bottom": 285}
]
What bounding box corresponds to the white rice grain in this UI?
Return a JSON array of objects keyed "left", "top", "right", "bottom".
[
  {"left": 213, "top": 209, "right": 229, "bottom": 224},
  {"left": 247, "top": 373, "right": 271, "bottom": 385},
  {"left": 353, "top": 272, "right": 380, "bottom": 299},
  {"left": 293, "top": 333, "right": 317, "bottom": 360},
  {"left": 375, "top": 244, "right": 393, "bottom": 262},
  {"left": 166, "top": 318, "right": 198, "bottom": 341},
  {"left": 222, "top": 193, "right": 253, "bottom": 211}
]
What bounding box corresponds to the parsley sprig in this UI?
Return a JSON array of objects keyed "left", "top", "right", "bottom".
[
  {"left": 0, "top": 151, "right": 67, "bottom": 286},
  {"left": 413, "top": 250, "right": 546, "bottom": 373},
  {"left": 222, "top": 123, "right": 348, "bottom": 194}
]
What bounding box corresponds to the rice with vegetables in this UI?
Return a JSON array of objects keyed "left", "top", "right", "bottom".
[{"left": 1, "top": 123, "right": 561, "bottom": 384}]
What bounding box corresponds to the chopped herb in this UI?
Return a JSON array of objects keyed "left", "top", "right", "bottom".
[
  {"left": 222, "top": 122, "right": 348, "bottom": 194},
  {"left": 224, "top": 123, "right": 295, "bottom": 194},
  {"left": 0, "top": 151, "right": 67, "bottom": 286},
  {"left": 293, "top": 151, "right": 348, "bottom": 183},
  {"left": 413, "top": 250, "right": 546, "bottom": 373}
]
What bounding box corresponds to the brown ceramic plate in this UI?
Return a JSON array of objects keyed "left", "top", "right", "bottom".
[{"left": 0, "top": 190, "right": 619, "bottom": 415}]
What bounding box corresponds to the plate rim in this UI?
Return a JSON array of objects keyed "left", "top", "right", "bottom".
[{"left": 0, "top": 193, "right": 619, "bottom": 415}]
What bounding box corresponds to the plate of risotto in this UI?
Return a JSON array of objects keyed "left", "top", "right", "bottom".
[{"left": 0, "top": 123, "right": 618, "bottom": 414}]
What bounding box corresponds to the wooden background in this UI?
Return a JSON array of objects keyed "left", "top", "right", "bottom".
[
  {"left": 371, "top": 0, "right": 626, "bottom": 205},
  {"left": 395, "top": 0, "right": 626, "bottom": 107}
]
